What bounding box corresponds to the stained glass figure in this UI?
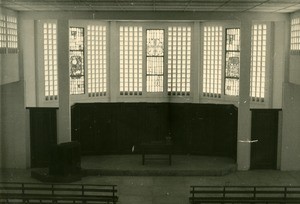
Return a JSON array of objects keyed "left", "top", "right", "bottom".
[
  {"left": 226, "top": 28, "right": 240, "bottom": 51},
  {"left": 70, "top": 53, "right": 84, "bottom": 79},
  {"left": 225, "top": 53, "right": 240, "bottom": 78},
  {"left": 69, "top": 27, "right": 85, "bottom": 95},
  {"left": 225, "top": 28, "right": 240, "bottom": 96}
]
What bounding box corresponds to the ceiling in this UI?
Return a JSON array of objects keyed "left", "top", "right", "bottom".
[{"left": 1, "top": 0, "right": 300, "bottom": 13}]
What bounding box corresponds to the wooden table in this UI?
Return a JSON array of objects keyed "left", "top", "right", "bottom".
[{"left": 140, "top": 141, "right": 173, "bottom": 165}]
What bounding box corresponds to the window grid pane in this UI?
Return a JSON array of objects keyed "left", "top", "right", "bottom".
[
  {"left": 251, "top": 24, "right": 266, "bottom": 102},
  {"left": 119, "top": 26, "right": 143, "bottom": 95},
  {"left": 87, "top": 25, "right": 107, "bottom": 97},
  {"left": 202, "top": 26, "right": 222, "bottom": 98},
  {"left": 167, "top": 26, "right": 191, "bottom": 96},
  {"left": 147, "top": 29, "right": 164, "bottom": 92},
  {"left": 0, "top": 14, "right": 6, "bottom": 53},
  {"left": 291, "top": 18, "right": 300, "bottom": 51},
  {"left": 69, "top": 27, "right": 85, "bottom": 95},
  {"left": 6, "top": 16, "right": 18, "bottom": 53},
  {"left": 43, "top": 22, "right": 58, "bottom": 101},
  {"left": 225, "top": 28, "right": 240, "bottom": 96}
]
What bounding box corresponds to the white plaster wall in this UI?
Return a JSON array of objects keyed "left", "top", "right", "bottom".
[
  {"left": 281, "top": 83, "right": 300, "bottom": 170},
  {"left": 21, "top": 20, "right": 37, "bottom": 107},
  {"left": 1, "top": 81, "right": 27, "bottom": 168},
  {"left": 272, "top": 21, "right": 287, "bottom": 108},
  {"left": 0, "top": 54, "right": 19, "bottom": 85},
  {"left": 289, "top": 55, "right": 300, "bottom": 85}
]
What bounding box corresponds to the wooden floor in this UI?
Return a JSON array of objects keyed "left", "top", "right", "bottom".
[{"left": 81, "top": 155, "right": 237, "bottom": 176}]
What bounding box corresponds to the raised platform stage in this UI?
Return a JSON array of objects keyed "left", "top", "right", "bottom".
[{"left": 81, "top": 155, "right": 237, "bottom": 176}]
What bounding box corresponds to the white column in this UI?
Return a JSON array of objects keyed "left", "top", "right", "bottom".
[
  {"left": 237, "top": 19, "right": 252, "bottom": 170},
  {"left": 57, "top": 19, "right": 70, "bottom": 143}
]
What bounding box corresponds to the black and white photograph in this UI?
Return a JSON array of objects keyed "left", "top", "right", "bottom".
[{"left": 1, "top": 0, "right": 300, "bottom": 203}]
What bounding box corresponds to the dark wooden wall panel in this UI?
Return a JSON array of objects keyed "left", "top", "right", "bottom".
[
  {"left": 213, "top": 105, "right": 238, "bottom": 158},
  {"left": 250, "top": 109, "right": 280, "bottom": 169},
  {"left": 71, "top": 103, "right": 238, "bottom": 159},
  {"left": 28, "top": 108, "right": 57, "bottom": 168}
]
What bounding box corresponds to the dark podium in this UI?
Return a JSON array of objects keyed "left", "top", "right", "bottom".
[
  {"left": 140, "top": 140, "right": 173, "bottom": 165},
  {"left": 49, "top": 141, "right": 81, "bottom": 176},
  {"left": 31, "top": 141, "right": 82, "bottom": 183}
]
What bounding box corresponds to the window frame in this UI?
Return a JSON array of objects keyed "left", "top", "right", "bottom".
[
  {"left": 36, "top": 20, "right": 273, "bottom": 107},
  {"left": 69, "top": 20, "right": 110, "bottom": 102},
  {"left": 36, "top": 19, "right": 59, "bottom": 107},
  {"left": 37, "top": 20, "right": 110, "bottom": 106},
  {"left": 250, "top": 21, "right": 272, "bottom": 107},
  {"left": 201, "top": 24, "right": 223, "bottom": 98},
  {"left": 119, "top": 24, "right": 144, "bottom": 96},
  {"left": 290, "top": 17, "right": 300, "bottom": 55},
  {"left": 200, "top": 21, "right": 240, "bottom": 103},
  {"left": 117, "top": 21, "right": 193, "bottom": 100},
  {"left": 224, "top": 27, "right": 240, "bottom": 97},
  {"left": 200, "top": 21, "right": 272, "bottom": 107},
  {"left": 0, "top": 10, "right": 18, "bottom": 54}
]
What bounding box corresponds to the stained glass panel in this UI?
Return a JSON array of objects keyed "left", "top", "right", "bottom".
[
  {"left": 225, "top": 52, "right": 240, "bottom": 78},
  {"left": 226, "top": 28, "right": 240, "bottom": 51},
  {"left": 70, "top": 27, "right": 84, "bottom": 50},
  {"left": 225, "top": 78, "right": 239, "bottom": 96},
  {"left": 147, "top": 29, "right": 164, "bottom": 56},
  {"left": 147, "top": 76, "right": 163, "bottom": 92},
  {"left": 146, "top": 29, "right": 164, "bottom": 93},
  {"left": 147, "top": 57, "right": 163, "bottom": 75},
  {"left": 69, "top": 27, "right": 85, "bottom": 95},
  {"left": 225, "top": 28, "right": 240, "bottom": 96}
]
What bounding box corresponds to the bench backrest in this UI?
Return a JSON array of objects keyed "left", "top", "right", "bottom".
[
  {"left": 0, "top": 182, "right": 117, "bottom": 198},
  {"left": 190, "top": 186, "right": 300, "bottom": 199}
]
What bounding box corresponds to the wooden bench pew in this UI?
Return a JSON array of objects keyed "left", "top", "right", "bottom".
[
  {"left": 0, "top": 182, "right": 118, "bottom": 204},
  {"left": 190, "top": 185, "right": 300, "bottom": 204}
]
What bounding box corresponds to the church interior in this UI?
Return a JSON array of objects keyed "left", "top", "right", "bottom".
[{"left": 1, "top": 0, "right": 300, "bottom": 203}]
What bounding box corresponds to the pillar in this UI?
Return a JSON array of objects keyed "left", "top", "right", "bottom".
[
  {"left": 237, "top": 18, "right": 252, "bottom": 170},
  {"left": 57, "top": 19, "right": 71, "bottom": 143}
]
